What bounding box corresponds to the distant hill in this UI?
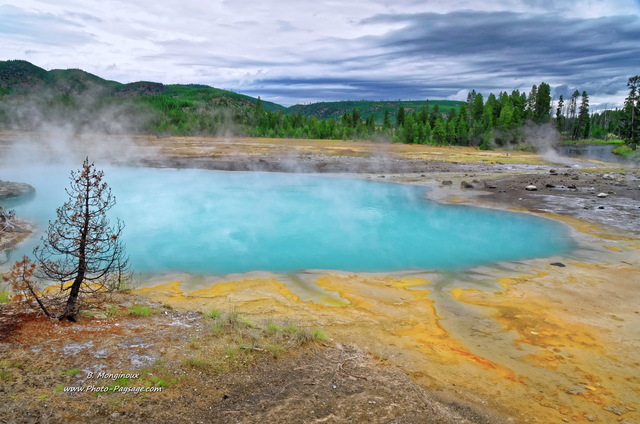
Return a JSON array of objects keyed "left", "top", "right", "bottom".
[{"left": 0, "top": 60, "right": 283, "bottom": 110}]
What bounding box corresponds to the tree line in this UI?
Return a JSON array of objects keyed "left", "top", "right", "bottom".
[{"left": 246, "top": 78, "right": 638, "bottom": 150}]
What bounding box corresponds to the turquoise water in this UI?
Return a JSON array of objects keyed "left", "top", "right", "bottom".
[{"left": 2, "top": 166, "right": 575, "bottom": 274}]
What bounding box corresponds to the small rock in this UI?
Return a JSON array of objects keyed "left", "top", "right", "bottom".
[
  {"left": 0, "top": 181, "right": 36, "bottom": 201},
  {"left": 572, "top": 175, "right": 579, "bottom": 180},
  {"left": 598, "top": 206, "right": 605, "bottom": 209},
  {"left": 603, "top": 173, "right": 615, "bottom": 180},
  {"left": 585, "top": 414, "right": 596, "bottom": 422},
  {"left": 472, "top": 179, "right": 480, "bottom": 183},
  {"left": 550, "top": 262, "right": 566, "bottom": 267},
  {"left": 525, "top": 185, "right": 537, "bottom": 191},
  {"left": 567, "top": 184, "right": 577, "bottom": 189},
  {"left": 546, "top": 183, "right": 556, "bottom": 188},
  {"left": 550, "top": 169, "right": 557, "bottom": 175},
  {"left": 603, "top": 405, "right": 622, "bottom": 415},
  {"left": 484, "top": 182, "right": 497, "bottom": 189},
  {"left": 441, "top": 180, "right": 453, "bottom": 186},
  {"left": 567, "top": 386, "right": 586, "bottom": 395},
  {"left": 597, "top": 192, "right": 608, "bottom": 198},
  {"left": 111, "top": 412, "right": 121, "bottom": 418},
  {"left": 461, "top": 181, "right": 474, "bottom": 189}
]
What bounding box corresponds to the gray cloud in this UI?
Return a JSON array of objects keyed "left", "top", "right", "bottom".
[
  {"left": 0, "top": 5, "right": 95, "bottom": 46},
  {"left": 349, "top": 12, "right": 640, "bottom": 96},
  {"left": 233, "top": 8, "right": 640, "bottom": 105},
  {"left": 1, "top": 1, "right": 638, "bottom": 106}
]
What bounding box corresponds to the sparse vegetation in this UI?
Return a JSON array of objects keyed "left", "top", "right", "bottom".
[{"left": 180, "top": 308, "right": 330, "bottom": 375}]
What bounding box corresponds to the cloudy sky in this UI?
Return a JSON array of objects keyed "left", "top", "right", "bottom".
[{"left": 1, "top": 0, "right": 639, "bottom": 107}]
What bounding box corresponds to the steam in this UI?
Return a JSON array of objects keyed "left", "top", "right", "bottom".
[
  {"left": 523, "top": 122, "right": 577, "bottom": 166},
  {"left": 0, "top": 86, "right": 161, "bottom": 169}
]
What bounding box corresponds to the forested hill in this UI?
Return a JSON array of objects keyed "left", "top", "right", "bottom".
[{"left": 0, "top": 60, "right": 283, "bottom": 110}]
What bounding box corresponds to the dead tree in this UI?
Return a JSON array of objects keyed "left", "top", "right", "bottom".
[
  {"left": 27, "top": 158, "right": 131, "bottom": 321},
  {"left": 0, "top": 206, "right": 19, "bottom": 232}
]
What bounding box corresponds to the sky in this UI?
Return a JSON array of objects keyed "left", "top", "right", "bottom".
[{"left": 1, "top": 0, "right": 639, "bottom": 107}]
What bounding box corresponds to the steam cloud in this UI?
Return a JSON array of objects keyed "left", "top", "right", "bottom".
[{"left": 523, "top": 122, "right": 578, "bottom": 166}]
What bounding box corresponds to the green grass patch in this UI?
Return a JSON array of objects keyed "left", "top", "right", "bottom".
[
  {"left": 184, "top": 356, "right": 213, "bottom": 371},
  {"left": 148, "top": 376, "right": 174, "bottom": 388},
  {"left": 62, "top": 368, "right": 81, "bottom": 377},
  {"left": 128, "top": 304, "right": 152, "bottom": 317},
  {"left": 0, "top": 360, "right": 23, "bottom": 369},
  {"left": 0, "top": 291, "right": 10, "bottom": 303},
  {"left": 293, "top": 328, "right": 328, "bottom": 344},
  {"left": 266, "top": 343, "right": 285, "bottom": 358},
  {"left": 106, "top": 304, "right": 120, "bottom": 318},
  {"left": 211, "top": 321, "right": 225, "bottom": 336},
  {"left": 105, "top": 377, "right": 130, "bottom": 391},
  {"left": 264, "top": 322, "right": 281, "bottom": 335},
  {"left": 183, "top": 311, "right": 331, "bottom": 377},
  {"left": 560, "top": 138, "right": 625, "bottom": 145},
  {"left": 612, "top": 144, "right": 640, "bottom": 159}
]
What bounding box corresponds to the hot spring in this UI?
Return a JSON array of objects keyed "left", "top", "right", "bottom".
[{"left": 3, "top": 166, "right": 575, "bottom": 274}]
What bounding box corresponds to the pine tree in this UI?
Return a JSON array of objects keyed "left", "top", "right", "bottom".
[
  {"left": 533, "top": 82, "right": 551, "bottom": 123},
  {"left": 576, "top": 91, "right": 590, "bottom": 139},
  {"left": 383, "top": 110, "right": 392, "bottom": 130},
  {"left": 396, "top": 106, "right": 406, "bottom": 128},
  {"left": 555, "top": 95, "right": 564, "bottom": 133},
  {"left": 568, "top": 90, "right": 580, "bottom": 139},
  {"left": 621, "top": 76, "right": 640, "bottom": 150}
]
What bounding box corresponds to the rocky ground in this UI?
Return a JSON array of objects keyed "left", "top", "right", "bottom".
[{"left": 0, "top": 296, "right": 507, "bottom": 424}]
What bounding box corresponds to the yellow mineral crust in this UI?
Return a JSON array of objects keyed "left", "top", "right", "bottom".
[{"left": 136, "top": 224, "right": 640, "bottom": 424}]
